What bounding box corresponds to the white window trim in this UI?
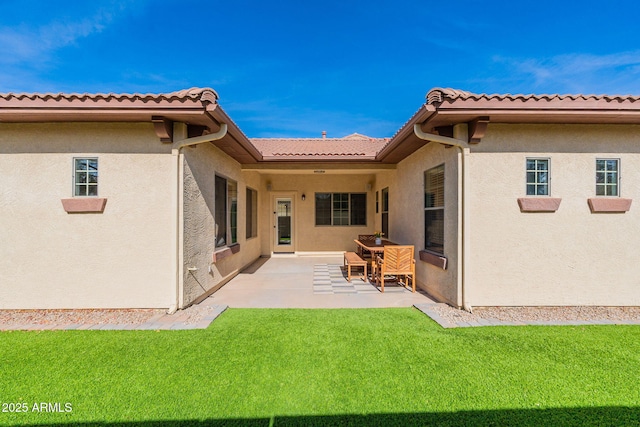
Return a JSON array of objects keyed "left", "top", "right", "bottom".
[
  {"left": 525, "top": 157, "right": 550, "bottom": 197},
  {"left": 596, "top": 158, "right": 620, "bottom": 197},
  {"left": 73, "top": 157, "right": 98, "bottom": 197}
]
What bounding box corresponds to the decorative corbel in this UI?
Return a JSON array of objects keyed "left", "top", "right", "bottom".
[
  {"left": 152, "top": 116, "right": 174, "bottom": 143},
  {"left": 468, "top": 116, "right": 490, "bottom": 144}
]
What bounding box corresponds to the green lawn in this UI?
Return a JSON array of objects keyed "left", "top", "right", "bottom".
[{"left": 1, "top": 308, "right": 639, "bottom": 426}]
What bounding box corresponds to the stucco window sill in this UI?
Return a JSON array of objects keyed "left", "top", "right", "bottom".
[
  {"left": 588, "top": 198, "right": 632, "bottom": 213},
  {"left": 517, "top": 197, "right": 561, "bottom": 212},
  {"left": 419, "top": 250, "right": 447, "bottom": 270},
  {"left": 212, "top": 243, "right": 240, "bottom": 263},
  {"left": 61, "top": 198, "right": 107, "bottom": 213}
]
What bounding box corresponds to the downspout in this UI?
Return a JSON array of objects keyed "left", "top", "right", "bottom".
[
  {"left": 168, "top": 123, "right": 228, "bottom": 314},
  {"left": 413, "top": 123, "right": 472, "bottom": 313},
  {"left": 172, "top": 124, "right": 228, "bottom": 151}
]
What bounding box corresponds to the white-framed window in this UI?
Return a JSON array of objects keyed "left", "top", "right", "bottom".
[
  {"left": 424, "top": 164, "right": 444, "bottom": 255},
  {"left": 74, "top": 158, "right": 98, "bottom": 196},
  {"left": 526, "top": 158, "right": 549, "bottom": 196},
  {"left": 215, "top": 175, "right": 238, "bottom": 247},
  {"left": 596, "top": 158, "right": 619, "bottom": 196},
  {"left": 315, "top": 193, "right": 366, "bottom": 226}
]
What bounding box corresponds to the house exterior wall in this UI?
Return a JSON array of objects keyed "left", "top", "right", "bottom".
[
  {"left": 258, "top": 173, "right": 376, "bottom": 253},
  {"left": 181, "top": 143, "right": 262, "bottom": 307},
  {"left": 388, "top": 142, "right": 461, "bottom": 305},
  {"left": 466, "top": 124, "right": 640, "bottom": 306},
  {"left": 0, "top": 123, "right": 175, "bottom": 309}
]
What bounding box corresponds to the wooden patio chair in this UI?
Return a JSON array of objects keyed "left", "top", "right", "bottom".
[
  {"left": 357, "top": 234, "right": 375, "bottom": 259},
  {"left": 373, "top": 245, "right": 416, "bottom": 293}
]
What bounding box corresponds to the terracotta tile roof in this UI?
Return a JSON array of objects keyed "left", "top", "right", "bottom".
[
  {"left": 251, "top": 133, "right": 390, "bottom": 159},
  {"left": 0, "top": 87, "right": 219, "bottom": 104},
  {"left": 0, "top": 87, "right": 266, "bottom": 163},
  {"left": 426, "top": 87, "right": 640, "bottom": 105},
  {"left": 382, "top": 87, "right": 640, "bottom": 164}
]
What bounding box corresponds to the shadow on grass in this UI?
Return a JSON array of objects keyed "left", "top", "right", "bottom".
[{"left": 34, "top": 406, "right": 640, "bottom": 426}]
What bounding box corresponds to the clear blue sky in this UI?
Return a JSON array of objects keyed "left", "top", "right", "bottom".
[{"left": 1, "top": 0, "right": 639, "bottom": 137}]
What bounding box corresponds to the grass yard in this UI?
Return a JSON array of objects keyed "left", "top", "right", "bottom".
[{"left": 1, "top": 308, "right": 639, "bottom": 426}]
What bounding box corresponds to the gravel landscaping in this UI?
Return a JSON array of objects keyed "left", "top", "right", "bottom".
[
  {"left": 2, "top": 303, "right": 640, "bottom": 329},
  {"left": 0, "top": 308, "right": 165, "bottom": 326},
  {"left": 0, "top": 303, "right": 218, "bottom": 329},
  {"left": 429, "top": 304, "right": 640, "bottom": 326}
]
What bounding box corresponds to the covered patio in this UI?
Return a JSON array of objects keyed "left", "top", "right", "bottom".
[{"left": 207, "top": 254, "right": 436, "bottom": 308}]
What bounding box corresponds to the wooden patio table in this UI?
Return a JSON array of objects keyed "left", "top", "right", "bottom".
[{"left": 354, "top": 238, "right": 398, "bottom": 256}]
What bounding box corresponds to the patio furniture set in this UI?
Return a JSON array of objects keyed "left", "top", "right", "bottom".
[{"left": 343, "top": 235, "right": 416, "bottom": 293}]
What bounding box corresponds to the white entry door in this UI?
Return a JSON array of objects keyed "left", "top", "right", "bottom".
[{"left": 274, "top": 197, "right": 294, "bottom": 252}]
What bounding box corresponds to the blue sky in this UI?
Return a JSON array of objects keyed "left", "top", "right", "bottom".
[{"left": 1, "top": 0, "right": 640, "bottom": 137}]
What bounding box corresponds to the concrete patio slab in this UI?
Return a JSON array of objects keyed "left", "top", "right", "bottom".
[{"left": 204, "top": 255, "right": 437, "bottom": 309}]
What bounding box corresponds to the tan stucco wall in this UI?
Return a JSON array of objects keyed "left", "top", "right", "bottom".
[
  {"left": 181, "top": 143, "right": 262, "bottom": 307},
  {"left": 466, "top": 124, "right": 640, "bottom": 306},
  {"left": 0, "top": 123, "right": 175, "bottom": 309},
  {"left": 8, "top": 119, "right": 636, "bottom": 309},
  {"left": 258, "top": 173, "right": 377, "bottom": 253},
  {"left": 385, "top": 142, "right": 461, "bottom": 305}
]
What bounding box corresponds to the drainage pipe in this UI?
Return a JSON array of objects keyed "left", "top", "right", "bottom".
[
  {"left": 413, "top": 124, "right": 472, "bottom": 312},
  {"left": 168, "top": 123, "right": 228, "bottom": 314}
]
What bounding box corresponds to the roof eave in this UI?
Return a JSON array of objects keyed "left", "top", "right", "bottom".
[
  {"left": 377, "top": 91, "right": 640, "bottom": 164},
  {"left": 428, "top": 88, "right": 640, "bottom": 126},
  {"left": 0, "top": 89, "right": 264, "bottom": 164},
  {"left": 375, "top": 104, "right": 436, "bottom": 163},
  {"left": 206, "top": 105, "right": 263, "bottom": 164},
  {"left": 425, "top": 108, "right": 640, "bottom": 129},
  {"left": 0, "top": 89, "right": 219, "bottom": 129}
]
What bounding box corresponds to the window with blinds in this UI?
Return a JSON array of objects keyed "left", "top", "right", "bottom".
[
  {"left": 315, "top": 193, "right": 366, "bottom": 226},
  {"left": 246, "top": 187, "right": 258, "bottom": 239},
  {"left": 381, "top": 187, "right": 389, "bottom": 238},
  {"left": 215, "top": 175, "right": 238, "bottom": 247},
  {"left": 424, "top": 164, "right": 444, "bottom": 254}
]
